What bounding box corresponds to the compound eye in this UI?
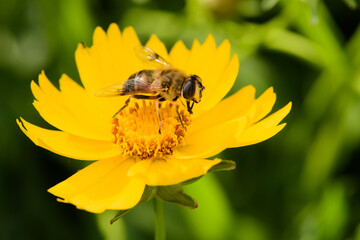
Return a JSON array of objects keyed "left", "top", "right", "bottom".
[{"left": 182, "top": 80, "right": 196, "bottom": 100}]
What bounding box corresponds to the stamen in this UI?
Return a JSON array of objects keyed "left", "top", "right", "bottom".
[{"left": 112, "top": 101, "right": 191, "bottom": 160}]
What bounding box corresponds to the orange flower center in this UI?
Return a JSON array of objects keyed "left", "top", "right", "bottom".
[{"left": 111, "top": 100, "right": 191, "bottom": 160}]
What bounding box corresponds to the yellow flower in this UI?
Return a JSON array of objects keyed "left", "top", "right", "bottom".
[{"left": 17, "top": 23, "right": 291, "bottom": 213}]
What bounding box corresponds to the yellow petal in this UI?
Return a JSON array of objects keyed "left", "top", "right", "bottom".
[
  {"left": 249, "top": 87, "right": 276, "bottom": 123},
  {"left": 237, "top": 123, "right": 287, "bottom": 147},
  {"left": 189, "top": 86, "right": 288, "bottom": 150},
  {"left": 32, "top": 72, "right": 120, "bottom": 141},
  {"left": 107, "top": 23, "right": 122, "bottom": 49},
  {"left": 186, "top": 36, "right": 216, "bottom": 86},
  {"left": 92, "top": 26, "right": 124, "bottom": 91},
  {"left": 121, "top": 26, "right": 142, "bottom": 49},
  {"left": 118, "top": 26, "right": 144, "bottom": 78},
  {"left": 17, "top": 118, "right": 121, "bottom": 160},
  {"left": 75, "top": 43, "right": 100, "bottom": 93},
  {"left": 203, "top": 39, "right": 231, "bottom": 92},
  {"left": 235, "top": 102, "right": 292, "bottom": 147},
  {"left": 75, "top": 25, "right": 144, "bottom": 95},
  {"left": 190, "top": 85, "right": 256, "bottom": 133},
  {"left": 92, "top": 26, "right": 107, "bottom": 46},
  {"left": 105, "top": 24, "right": 127, "bottom": 87},
  {"left": 48, "top": 157, "right": 145, "bottom": 213},
  {"left": 145, "top": 34, "right": 170, "bottom": 62},
  {"left": 195, "top": 54, "right": 239, "bottom": 116},
  {"left": 58, "top": 73, "right": 126, "bottom": 122},
  {"left": 169, "top": 40, "right": 190, "bottom": 70},
  {"left": 174, "top": 117, "right": 247, "bottom": 159},
  {"left": 128, "top": 157, "right": 221, "bottom": 186},
  {"left": 75, "top": 27, "right": 106, "bottom": 93},
  {"left": 178, "top": 36, "right": 238, "bottom": 117},
  {"left": 194, "top": 39, "right": 231, "bottom": 111}
]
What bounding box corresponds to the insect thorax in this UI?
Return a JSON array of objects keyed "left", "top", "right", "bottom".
[{"left": 159, "top": 69, "right": 186, "bottom": 99}]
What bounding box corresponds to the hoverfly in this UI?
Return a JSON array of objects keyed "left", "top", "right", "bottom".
[{"left": 94, "top": 46, "right": 205, "bottom": 133}]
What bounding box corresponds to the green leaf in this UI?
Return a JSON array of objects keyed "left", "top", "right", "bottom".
[
  {"left": 307, "top": 0, "right": 319, "bottom": 25},
  {"left": 261, "top": 0, "right": 279, "bottom": 11},
  {"left": 182, "top": 175, "right": 234, "bottom": 239},
  {"left": 110, "top": 186, "right": 157, "bottom": 224},
  {"left": 139, "top": 185, "right": 156, "bottom": 203},
  {"left": 343, "top": 0, "right": 358, "bottom": 9},
  {"left": 110, "top": 210, "right": 131, "bottom": 225},
  {"left": 181, "top": 176, "right": 203, "bottom": 185},
  {"left": 182, "top": 160, "right": 236, "bottom": 185},
  {"left": 208, "top": 160, "right": 236, "bottom": 173},
  {"left": 317, "top": 182, "right": 348, "bottom": 240},
  {"left": 97, "top": 211, "right": 128, "bottom": 238},
  {"left": 156, "top": 184, "right": 198, "bottom": 209}
]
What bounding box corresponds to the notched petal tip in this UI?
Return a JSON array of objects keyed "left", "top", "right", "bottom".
[
  {"left": 16, "top": 118, "right": 44, "bottom": 148},
  {"left": 55, "top": 196, "right": 66, "bottom": 203},
  {"left": 17, "top": 117, "right": 122, "bottom": 160},
  {"left": 235, "top": 100, "right": 292, "bottom": 147},
  {"left": 77, "top": 42, "right": 87, "bottom": 50},
  {"left": 16, "top": 118, "right": 25, "bottom": 131}
]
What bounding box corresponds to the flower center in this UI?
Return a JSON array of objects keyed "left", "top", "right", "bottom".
[{"left": 111, "top": 100, "right": 191, "bottom": 160}]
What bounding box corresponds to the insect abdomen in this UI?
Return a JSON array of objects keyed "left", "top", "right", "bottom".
[{"left": 121, "top": 70, "right": 154, "bottom": 95}]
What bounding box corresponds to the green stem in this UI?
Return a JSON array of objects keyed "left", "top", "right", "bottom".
[{"left": 153, "top": 198, "right": 166, "bottom": 240}]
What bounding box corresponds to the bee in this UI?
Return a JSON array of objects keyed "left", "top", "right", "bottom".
[{"left": 94, "top": 46, "right": 205, "bottom": 133}]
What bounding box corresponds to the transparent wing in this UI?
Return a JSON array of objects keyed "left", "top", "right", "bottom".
[
  {"left": 134, "top": 46, "right": 171, "bottom": 67},
  {"left": 93, "top": 77, "right": 166, "bottom": 97},
  {"left": 93, "top": 82, "right": 126, "bottom": 97}
]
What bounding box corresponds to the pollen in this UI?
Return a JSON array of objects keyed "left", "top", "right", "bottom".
[{"left": 112, "top": 100, "right": 191, "bottom": 160}]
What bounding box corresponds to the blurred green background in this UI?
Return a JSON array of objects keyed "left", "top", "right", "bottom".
[{"left": 1, "top": 0, "right": 360, "bottom": 239}]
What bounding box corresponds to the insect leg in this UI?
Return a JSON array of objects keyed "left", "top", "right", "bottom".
[
  {"left": 156, "top": 99, "right": 161, "bottom": 134},
  {"left": 172, "top": 101, "right": 184, "bottom": 128},
  {"left": 179, "top": 98, "right": 186, "bottom": 108},
  {"left": 186, "top": 101, "right": 193, "bottom": 114},
  {"left": 113, "top": 96, "right": 131, "bottom": 118},
  {"left": 133, "top": 94, "right": 161, "bottom": 100}
]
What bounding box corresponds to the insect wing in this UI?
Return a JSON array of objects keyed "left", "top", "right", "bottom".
[
  {"left": 93, "top": 77, "right": 166, "bottom": 97},
  {"left": 93, "top": 82, "right": 126, "bottom": 97},
  {"left": 134, "top": 46, "right": 171, "bottom": 68}
]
